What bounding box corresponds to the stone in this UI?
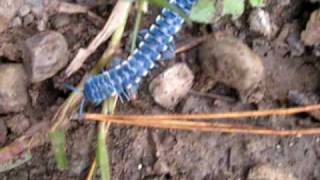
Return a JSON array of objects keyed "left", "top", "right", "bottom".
[
  {"left": 301, "top": 9, "right": 320, "bottom": 46},
  {"left": 23, "top": 13, "right": 34, "bottom": 26},
  {"left": 149, "top": 63, "right": 194, "bottom": 109},
  {"left": 11, "top": 16, "right": 22, "bottom": 27},
  {"left": 199, "top": 35, "right": 265, "bottom": 101},
  {"left": 6, "top": 114, "right": 30, "bottom": 135},
  {"left": 0, "top": 64, "right": 28, "bottom": 113},
  {"left": 249, "top": 8, "right": 273, "bottom": 38},
  {"left": 22, "top": 31, "right": 69, "bottom": 83},
  {"left": 51, "top": 14, "right": 71, "bottom": 29},
  {"left": 18, "top": 5, "right": 31, "bottom": 17},
  {"left": 247, "top": 163, "right": 297, "bottom": 180},
  {"left": 0, "top": 118, "right": 7, "bottom": 145}
]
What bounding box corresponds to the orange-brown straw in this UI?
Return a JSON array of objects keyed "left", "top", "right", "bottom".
[
  {"left": 84, "top": 104, "right": 320, "bottom": 136},
  {"left": 85, "top": 104, "right": 320, "bottom": 121}
]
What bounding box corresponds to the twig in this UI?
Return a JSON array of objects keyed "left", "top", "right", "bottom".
[
  {"left": 85, "top": 117, "right": 320, "bottom": 136},
  {"left": 85, "top": 104, "right": 320, "bottom": 121},
  {"left": 175, "top": 36, "right": 207, "bottom": 54},
  {"left": 57, "top": 2, "right": 105, "bottom": 26}
]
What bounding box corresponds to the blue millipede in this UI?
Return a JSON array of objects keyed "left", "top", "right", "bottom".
[{"left": 83, "top": 0, "right": 197, "bottom": 105}]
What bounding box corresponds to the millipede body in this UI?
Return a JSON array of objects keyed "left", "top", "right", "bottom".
[{"left": 83, "top": 0, "right": 197, "bottom": 105}]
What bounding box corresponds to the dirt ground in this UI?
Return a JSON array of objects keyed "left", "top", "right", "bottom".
[{"left": 1, "top": 0, "right": 320, "bottom": 179}]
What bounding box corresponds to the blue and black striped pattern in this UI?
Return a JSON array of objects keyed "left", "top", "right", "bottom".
[{"left": 84, "top": 0, "right": 197, "bottom": 105}]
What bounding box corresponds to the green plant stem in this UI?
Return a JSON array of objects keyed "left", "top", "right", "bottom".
[
  {"left": 95, "top": 4, "right": 131, "bottom": 180},
  {"left": 130, "top": 0, "right": 145, "bottom": 52}
]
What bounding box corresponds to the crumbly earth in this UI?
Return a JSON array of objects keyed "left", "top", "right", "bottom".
[{"left": 1, "top": 0, "right": 320, "bottom": 180}]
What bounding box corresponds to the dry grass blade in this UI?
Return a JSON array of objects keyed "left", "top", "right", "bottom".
[
  {"left": 85, "top": 116, "right": 320, "bottom": 136},
  {"left": 57, "top": 2, "right": 105, "bottom": 25},
  {"left": 65, "top": 0, "right": 133, "bottom": 77},
  {"left": 85, "top": 104, "right": 320, "bottom": 121}
]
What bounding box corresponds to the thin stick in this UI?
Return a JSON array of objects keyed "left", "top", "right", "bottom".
[
  {"left": 85, "top": 117, "right": 320, "bottom": 136},
  {"left": 176, "top": 36, "right": 207, "bottom": 54},
  {"left": 85, "top": 104, "right": 320, "bottom": 121}
]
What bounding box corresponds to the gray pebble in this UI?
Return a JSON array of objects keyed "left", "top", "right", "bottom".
[
  {"left": 51, "top": 14, "right": 71, "bottom": 29},
  {"left": 149, "top": 63, "right": 194, "bottom": 110},
  {"left": 11, "top": 16, "right": 22, "bottom": 27},
  {"left": 0, "top": 64, "right": 28, "bottom": 113},
  {"left": 22, "top": 31, "right": 69, "bottom": 83},
  {"left": 23, "top": 13, "right": 34, "bottom": 26},
  {"left": 18, "top": 5, "right": 31, "bottom": 17}
]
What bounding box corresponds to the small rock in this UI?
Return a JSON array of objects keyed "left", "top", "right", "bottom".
[
  {"left": 51, "top": 14, "right": 71, "bottom": 29},
  {"left": 249, "top": 8, "right": 273, "bottom": 38},
  {"left": 287, "top": 90, "right": 320, "bottom": 121},
  {"left": 199, "top": 35, "right": 264, "bottom": 101},
  {"left": 149, "top": 63, "right": 194, "bottom": 109},
  {"left": 301, "top": 9, "right": 320, "bottom": 46},
  {"left": 0, "top": 64, "right": 28, "bottom": 113},
  {"left": 18, "top": 5, "right": 31, "bottom": 17},
  {"left": 22, "top": 31, "right": 69, "bottom": 83},
  {"left": 0, "top": 118, "right": 7, "bottom": 145},
  {"left": 11, "top": 16, "right": 22, "bottom": 27},
  {"left": 6, "top": 114, "right": 30, "bottom": 135},
  {"left": 23, "top": 13, "right": 34, "bottom": 26},
  {"left": 247, "top": 163, "right": 297, "bottom": 180}
]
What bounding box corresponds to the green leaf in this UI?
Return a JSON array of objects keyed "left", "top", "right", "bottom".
[
  {"left": 190, "top": 0, "right": 215, "bottom": 24},
  {"left": 49, "top": 130, "right": 68, "bottom": 170},
  {"left": 222, "top": 0, "right": 245, "bottom": 19},
  {"left": 147, "top": 0, "right": 189, "bottom": 20},
  {"left": 96, "top": 125, "right": 111, "bottom": 180},
  {"left": 249, "top": 0, "right": 265, "bottom": 7}
]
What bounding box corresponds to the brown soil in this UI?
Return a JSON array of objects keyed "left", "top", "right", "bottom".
[{"left": 1, "top": 0, "right": 320, "bottom": 180}]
